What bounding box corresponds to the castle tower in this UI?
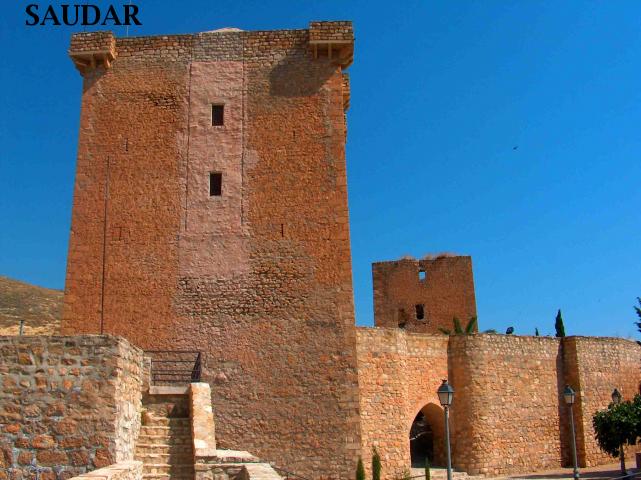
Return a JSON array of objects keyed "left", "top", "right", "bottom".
[
  {"left": 62, "top": 23, "right": 360, "bottom": 478},
  {"left": 372, "top": 256, "right": 477, "bottom": 333}
]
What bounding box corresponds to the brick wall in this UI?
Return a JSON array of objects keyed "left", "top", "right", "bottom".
[
  {"left": 372, "top": 256, "right": 477, "bottom": 334},
  {"left": 0, "top": 335, "right": 143, "bottom": 480},
  {"left": 61, "top": 23, "right": 360, "bottom": 479}
]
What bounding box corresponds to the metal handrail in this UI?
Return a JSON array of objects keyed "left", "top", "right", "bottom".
[{"left": 146, "top": 350, "right": 202, "bottom": 385}]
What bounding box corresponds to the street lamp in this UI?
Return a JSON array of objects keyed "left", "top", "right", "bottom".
[
  {"left": 612, "top": 388, "right": 622, "bottom": 405},
  {"left": 611, "top": 388, "right": 626, "bottom": 475},
  {"left": 437, "top": 379, "right": 454, "bottom": 480},
  {"left": 563, "top": 385, "right": 580, "bottom": 480}
]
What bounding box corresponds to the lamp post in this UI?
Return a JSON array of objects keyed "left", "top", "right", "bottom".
[
  {"left": 564, "top": 385, "right": 580, "bottom": 480},
  {"left": 611, "top": 388, "right": 626, "bottom": 475},
  {"left": 437, "top": 379, "right": 454, "bottom": 480}
]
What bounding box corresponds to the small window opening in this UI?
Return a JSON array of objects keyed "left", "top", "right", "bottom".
[
  {"left": 415, "top": 304, "right": 425, "bottom": 320},
  {"left": 419, "top": 269, "right": 426, "bottom": 282},
  {"left": 209, "top": 172, "right": 222, "bottom": 196},
  {"left": 212, "top": 104, "right": 224, "bottom": 126}
]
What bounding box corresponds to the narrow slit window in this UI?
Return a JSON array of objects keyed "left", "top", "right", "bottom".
[
  {"left": 415, "top": 304, "right": 425, "bottom": 320},
  {"left": 418, "top": 269, "right": 426, "bottom": 282},
  {"left": 212, "top": 104, "right": 224, "bottom": 126},
  {"left": 209, "top": 172, "right": 222, "bottom": 196}
]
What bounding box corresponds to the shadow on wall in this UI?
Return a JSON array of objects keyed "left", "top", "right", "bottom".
[
  {"left": 269, "top": 44, "right": 336, "bottom": 97},
  {"left": 410, "top": 403, "right": 446, "bottom": 468}
]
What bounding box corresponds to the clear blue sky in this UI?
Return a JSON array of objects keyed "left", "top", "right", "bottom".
[{"left": 1, "top": 1, "right": 640, "bottom": 338}]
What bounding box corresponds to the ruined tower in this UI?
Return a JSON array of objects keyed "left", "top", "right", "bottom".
[
  {"left": 62, "top": 23, "right": 360, "bottom": 478},
  {"left": 372, "top": 256, "right": 477, "bottom": 333}
]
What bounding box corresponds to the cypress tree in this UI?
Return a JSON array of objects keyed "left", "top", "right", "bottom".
[
  {"left": 372, "top": 448, "right": 382, "bottom": 480},
  {"left": 356, "top": 458, "right": 365, "bottom": 480},
  {"left": 555, "top": 309, "right": 566, "bottom": 337}
]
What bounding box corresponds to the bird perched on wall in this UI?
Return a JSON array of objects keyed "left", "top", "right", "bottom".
[{"left": 506, "top": 326, "right": 514, "bottom": 335}]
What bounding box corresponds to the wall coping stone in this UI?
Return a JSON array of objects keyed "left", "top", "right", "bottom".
[
  {"left": 65, "top": 461, "right": 142, "bottom": 480},
  {"left": 149, "top": 385, "right": 189, "bottom": 395}
]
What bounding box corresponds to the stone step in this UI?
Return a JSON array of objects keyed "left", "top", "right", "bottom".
[
  {"left": 135, "top": 443, "right": 194, "bottom": 455},
  {"left": 137, "top": 434, "right": 192, "bottom": 446},
  {"left": 144, "top": 417, "right": 191, "bottom": 427},
  {"left": 135, "top": 452, "right": 194, "bottom": 464},
  {"left": 142, "top": 475, "right": 194, "bottom": 480},
  {"left": 140, "top": 424, "right": 191, "bottom": 434},
  {"left": 142, "top": 473, "right": 194, "bottom": 480},
  {"left": 142, "top": 463, "right": 195, "bottom": 475},
  {"left": 138, "top": 428, "right": 191, "bottom": 435},
  {"left": 410, "top": 468, "right": 470, "bottom": 480}
]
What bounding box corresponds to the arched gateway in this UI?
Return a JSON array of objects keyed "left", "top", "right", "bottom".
[{"left": 410, "top": 403, "right": 446, "bottom": 468}]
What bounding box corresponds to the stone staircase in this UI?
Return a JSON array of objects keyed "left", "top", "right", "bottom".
[{"left": 135, "top": 389, "right": 195, "bottom": 480}]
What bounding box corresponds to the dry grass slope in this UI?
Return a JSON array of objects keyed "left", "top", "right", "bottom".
[{"left": 0, "top": 276, "right": 62, "bottom": 335}]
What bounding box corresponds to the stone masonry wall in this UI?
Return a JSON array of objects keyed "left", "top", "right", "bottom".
[
  {"left": 563, "top": 336, "right": 641, "bottom": 467},
  {"left": 372, "top": 257, "right": 477, "bottom": 334},
  {"left": 356, "top": 327, "right": 449, "bottom": 478},
  {"left": 357, "top": 332, "right": 641, "bottom": 477},
  {"left": 0, "top": 335, "right": 143, "bottom": 480},
  {"left": 448, "top": 335, "right": 566, "bottom": 476},
  {"left": 61, "top": 23, "right": 361, "bottom": 479}
]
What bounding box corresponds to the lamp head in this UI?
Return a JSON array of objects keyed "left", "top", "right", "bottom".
[
  {"left": 612, "top": 388, "right": 622, "bottom": 405},
  {"left": 437, "top": 379, "right": 454, "bottom": 407},
  {"left": 563, "top": 385, "right": 576, "bottom": 406}
]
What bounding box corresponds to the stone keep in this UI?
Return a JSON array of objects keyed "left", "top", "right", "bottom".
[{"left": 62, "top": 23, "right": 360, "bottom": 478}]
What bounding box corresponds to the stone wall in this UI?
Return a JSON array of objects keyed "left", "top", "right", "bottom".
[
  {"left": 0, "top": 335, "right": 143, "bottom": 479},
  {"left": 65, "top": 461, "right": 142, "bottom": 480},
  {"left": 356, "top": 331, "right": 641, "bottom": 477},
  {"left": 563, "top": 336, "right": 641, "bottom": 467},
  {"left": 61, "top": 22, "right": 361, "bottom": 479},
  {"left": 448, "top": 335, "right": 566, "bottom": 476},
  {"left": 356, "top": 327, "right": 449, "bottom": 478},
  {"left": 372, "top": 257, "right": 477, "bottom": 334}
]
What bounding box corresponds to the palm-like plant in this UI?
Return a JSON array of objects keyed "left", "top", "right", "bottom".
[{"left": 439, "top": 316, "right": 477, "bottom": 335}]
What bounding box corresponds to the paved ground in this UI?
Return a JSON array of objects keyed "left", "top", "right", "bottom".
[
  {"left": 500, "top": 460, "right": 638, "bottom": 480},
  {"left": 410, "top": 461, "right": 639, "bottom": 480}
]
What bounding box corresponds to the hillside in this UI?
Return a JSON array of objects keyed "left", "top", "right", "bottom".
[{"left": 0, "top": 276, "right": 62, "bottom": 335}]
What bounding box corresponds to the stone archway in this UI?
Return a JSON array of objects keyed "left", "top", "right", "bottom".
[{"left": 409, "top": 403, "right": 446, "bottom": 468}]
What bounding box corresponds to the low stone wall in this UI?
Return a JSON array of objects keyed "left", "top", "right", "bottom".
[
  {"left": 65, "top": 461, "right": 142, "bottom": 480},
  {"left": 0, "top": 335, "right": 143, "bottom": 479},
  {"left": 190, "top": 383, "right": 216, "bottom": 457}
]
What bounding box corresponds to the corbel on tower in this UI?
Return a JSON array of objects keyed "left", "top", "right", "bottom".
[
  {"left": 309, "top": 21, "right": 354, "bottom": 114},
  {"left": 69, "top": 31, "right": 117, "bottom": 75}
]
